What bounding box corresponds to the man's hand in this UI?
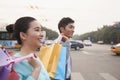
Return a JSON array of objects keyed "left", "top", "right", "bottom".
[{"left": 61, "top": 33, "right": 69, "bottom": 42}]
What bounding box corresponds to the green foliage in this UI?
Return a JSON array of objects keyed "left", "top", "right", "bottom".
[
  {"left": 42, "top": 26, "right": 58, "bottom": 40},
  {"left": 73, "top": 34, "right": 80, "bottom": 40},
  {"left": 78, "top": 25, "right": 120, "bottom": 44}
]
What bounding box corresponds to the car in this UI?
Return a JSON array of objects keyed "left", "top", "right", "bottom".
[
  {"left": 13, "top": 43, "right": 21, "bottom": 49},
  {"left": 70, "top": 41, "right": 84, "bottom": 50},
  {"left": 45, "top": 40, "right": 54, "bottom": 45},
  {"left": 75, "top": 40, "right": 83, "bottom": 44},
  {"left": 83, "top": 40, "right": 92, "bottom": 46},
  {"left": 97, "top": 41, "right": 104, "bottom": 44},
  {"left": 0, "top": 44, "right": 3, "bottom": 48},
  {"left": 111, "top": 43, "right": 120, "bottom": 55}
]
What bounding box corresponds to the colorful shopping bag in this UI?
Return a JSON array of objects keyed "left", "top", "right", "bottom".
[
  {"left": 39, "top": 43, "right": 67, "bottom": 80},
  {"left": 0, "top": 64, "right": 12, "bottom": 80},
  {"left": 39, "top": 45, "right": 53, "bottom": 69},
  {"left": 0, "top": 48, "right": 36, "bottom": 80},
  {"left": 7, "top": 66, "right": 19, "bottom": 80},
  {"left": 49, "top": 44, "right": 66, "bottom": 80},
  {"left": 0, "top": 48, "right": 13, "bottom": 80}
]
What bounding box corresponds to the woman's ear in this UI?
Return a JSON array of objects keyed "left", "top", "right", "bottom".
[{"left": 20, "top": 32, "right": 27, "bottom": 41}]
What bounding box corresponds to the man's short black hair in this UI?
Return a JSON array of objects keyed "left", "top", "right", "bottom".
[{"left": 58, "top": 17, "right": 74, "bottom": 33}]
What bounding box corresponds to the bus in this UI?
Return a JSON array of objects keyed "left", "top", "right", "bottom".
[
  {"left": 0, "top": 29, "right": 46, "bottom": 48},
  {"left": 0, "top": 29, "right": 17, "bottom": 48}
]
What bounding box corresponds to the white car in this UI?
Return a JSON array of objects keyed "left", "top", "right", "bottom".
[
  {"left": 45, "top": 40, "right": 54, "bottom": 45},
  {"left": 97, "top": 41, "right": 104, "bottom": 44},
  {"left": 83, "top": 40, "right": 92, "bottom": 46}
]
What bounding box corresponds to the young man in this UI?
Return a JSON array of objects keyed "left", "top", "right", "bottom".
[{"left": 58, "top": 17, "right": 75, "bottom": 80}]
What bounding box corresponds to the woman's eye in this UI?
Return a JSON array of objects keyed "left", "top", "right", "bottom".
[{"left": 34, "top": 27, "right": 42, "bottom": 32}]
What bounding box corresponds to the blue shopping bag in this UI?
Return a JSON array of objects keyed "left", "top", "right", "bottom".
[{"left": 54, "top": 46, "right": 66, "bottom": 80}]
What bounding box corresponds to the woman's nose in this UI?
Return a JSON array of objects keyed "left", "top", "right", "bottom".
[
  {"left": 41, "top": 34, "right": 43, "bottom": 38},
  {"left": 40, "top": 32, "right": 43, "bottom": 38},
  {"left": 41, "top": 31, "right": 46, "bottom": 38}
]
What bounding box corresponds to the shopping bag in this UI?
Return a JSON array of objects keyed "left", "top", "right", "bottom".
[
  {"left": 56, "top": 46, "right": 66, "bottom": 79},
  {"left": 7, "top": 67, "right": 19, "bottom": 80},
  {"left": 0, "top": 48, "right": 36, "bottom": 80},
  {"left": 0, "top": 64, "right": 12, "bottom": 80},
  {"left": 0, "top": 48, "right": 12, "bottom": 80},
  {"left": 39, "top": 43, "right": 67, "bottom": 80},
  {"left": 39, "top": 45, "right": 53, "bottom": 69}
]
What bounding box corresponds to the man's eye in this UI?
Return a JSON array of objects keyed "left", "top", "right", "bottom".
[
  {"left": 35, "top": 29, "right": 40, "bottom": 31},
  {"left": 71, "top": 26, "right": 74, "bottom": 29},
  {"left": 69, "top": 26, "right": 74, "bottom": 29}
]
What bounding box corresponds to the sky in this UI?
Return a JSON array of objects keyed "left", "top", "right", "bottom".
[{"left": 0, "top": 0, "right": 120, "bottom": 35}]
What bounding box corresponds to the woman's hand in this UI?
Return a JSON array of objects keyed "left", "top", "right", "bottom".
[
  {"left": 28, "top": 57, "right": 41, "bottom": 69},
  {"left": 28, "top": 56, "right": 41, "bottom": 80}
]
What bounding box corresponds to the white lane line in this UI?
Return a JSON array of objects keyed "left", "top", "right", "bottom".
[
  {"left": 100, "top": 73, "right": 118, "bottom": 80},
  {"left": 103, "top": 53, "right": 109, "bottom": 54},
  {"left": 81, "top": 51, "right": 109, "bottom": 55},
  {"left": 71, "top": 72, "right": 85, "bottom": 80},
  {"left": 81, "top": 51, "right": 92, "bottom": 55}
]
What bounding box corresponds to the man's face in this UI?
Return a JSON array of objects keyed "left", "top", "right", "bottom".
[{"left": 61, "top": 23, "right": 75, "bottom": 38}]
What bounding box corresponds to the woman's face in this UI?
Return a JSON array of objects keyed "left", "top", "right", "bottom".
[{"left": 23, "top": 20, "right": 43, "bottom": 48}]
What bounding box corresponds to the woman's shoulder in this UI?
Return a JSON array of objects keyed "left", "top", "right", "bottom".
[
  {"left": 13, "top": 53, "right": 21, "bottom": 57},
  {"left": 13, "top": 53, "right": 33, "bottom": 75}
]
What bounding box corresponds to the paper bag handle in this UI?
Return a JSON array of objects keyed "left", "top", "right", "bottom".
[
  {"left": 14, "top": 53, "right": 36, "bottom": 63},
  {"left": 57, "top": 35, "right": 63, "bottom": 43}
]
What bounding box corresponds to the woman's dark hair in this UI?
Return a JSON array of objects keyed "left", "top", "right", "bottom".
[
  {"left": 14, "top": 16, "right": 36, "bottom": 44},
  {"left": 6, "top": 24, "right": 14, "bottom": 33},
  {"left": 58, "top": 17, "right": 74, "bottom": 33}
]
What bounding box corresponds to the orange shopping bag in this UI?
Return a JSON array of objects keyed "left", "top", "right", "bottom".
[
  {"left": 39, "top": 45, "right": 53, "bottom": 69},
  {"left": 39, "top": 43, "right": 67, "bottom": 80}
]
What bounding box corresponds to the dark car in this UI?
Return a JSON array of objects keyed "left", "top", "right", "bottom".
[{"left": 70, "top": 41, "right": 84, "bottom": 50}]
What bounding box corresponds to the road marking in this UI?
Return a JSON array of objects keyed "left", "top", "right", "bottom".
[
  {"left": 71, "top": 72, "right": 85, "bottom": 80},
  {"left": 100, "top": 73, "right": 118, "bottom": 80},
  {"left": 81, "top": 51, "right": 110, "bottom": 55},
  {"left": 81, "top": 51, "right": 92, "bottom": 55},
  {"left": 103, "top": 53, "right": 109, "bottom": 54}
]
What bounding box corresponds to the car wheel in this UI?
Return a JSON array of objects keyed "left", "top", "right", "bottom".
[
  {"left": 116, "top": 53, "right": 120, "bottom": 55},
  {"left": 75, "top": 46, "right": 80, "bottom": 50}
]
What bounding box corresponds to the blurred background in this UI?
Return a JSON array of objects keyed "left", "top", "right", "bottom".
[{"left": 1, "top": 0, "right": 120, "bottom": 80}]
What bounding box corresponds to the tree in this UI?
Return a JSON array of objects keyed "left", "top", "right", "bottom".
[{"left": 42, "top": 27, "right": 58, "bottom": 40}]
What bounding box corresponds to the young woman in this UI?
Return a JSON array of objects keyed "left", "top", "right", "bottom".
[{"left": 12, "top": 17, "right": 50, "bottom": 80}]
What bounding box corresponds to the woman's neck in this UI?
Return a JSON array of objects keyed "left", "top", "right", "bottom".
[{"left": 20, "top": 45, "right": 37, "bottom": 56}]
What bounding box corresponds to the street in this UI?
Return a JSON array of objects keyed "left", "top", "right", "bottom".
[
  {"left": 71, "top": 44, "right": 120, "bottom": 80},
  {"left": 6, "top": 44, "right": 120, "bottom": 80}
]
